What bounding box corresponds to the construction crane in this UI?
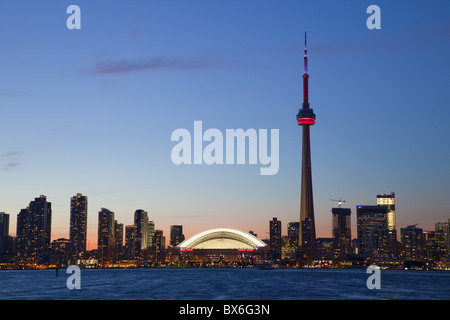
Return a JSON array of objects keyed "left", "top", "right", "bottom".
[{"left": 330, "top": 198, "right": 346, "bottom": 208}]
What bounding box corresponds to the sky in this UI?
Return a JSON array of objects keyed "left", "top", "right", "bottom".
[{"left": 1, "top": 1, "right": 449, "bottom": 249}]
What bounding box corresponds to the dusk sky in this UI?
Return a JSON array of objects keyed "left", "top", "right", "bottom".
[{"left": 1, "top": 1, "right": 449, "bottom": 249}]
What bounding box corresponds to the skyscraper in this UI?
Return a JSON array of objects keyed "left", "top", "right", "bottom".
[
  {"left": 98, "top": 208, "right": 115, "bottom": 265},
  {"left": 115, "top": 221, "right": 123, "bottom": 261},
  {"left": 401, "top": 225, "right": 425, "bottom": 262},
  {"left": 134, "top": 209, "right": 148, "bottom": 259},
  {"left": 152, "top": 229, "right": 166, "bottom": 263},
  {"left": 28, "top": 195, "right": 52, "bottom": 260},
  {"left": 377, "top": 193, "right": 396, "bottom": 231},
  {"left": 69, "top": 193, "right": 88, "bottom": 262},
  {"left": 124, "top": 225, "right": 135, "bottom": 260},
  {"left": 287, "top": 222, "right": 300, "bottom": 243},
  {"left": 170, "top": 225, "right": 185, "bottom": 247},
  {"left": 16, "top": 208, "right": 30, "bottom": 261},
  {"left": 0, "top": 212, "right": 10, "bottom": 254},
  {"left": 331, "top": 207, "right": 352, "bottom": 263},
  {"left": 16, "top": 196, "right": 52, "bottom": 263},
  {"left": 269, "top": 217, "right": 282, "bottom": 260},
  {"left": 356, "top": 205, "right": 390, "bottom": 261},
  {"left": 148, "top": 220, "right": 155, "bottom": 248},
  {"left": 296, "top": 33, "right": 317, "bottom": 263}
]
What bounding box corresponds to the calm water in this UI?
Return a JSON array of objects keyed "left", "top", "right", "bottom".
[{"left": 0, "top": 268, "right": 449, "bottom": 300}]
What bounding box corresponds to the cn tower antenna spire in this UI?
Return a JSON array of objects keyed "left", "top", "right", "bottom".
[{"left": 304, "top": 32, "right": 308, "bottom": 75}]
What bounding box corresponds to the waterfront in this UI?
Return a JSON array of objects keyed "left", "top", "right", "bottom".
[{"left": 0, "top": 268, "right": 448, "bottom": 300}]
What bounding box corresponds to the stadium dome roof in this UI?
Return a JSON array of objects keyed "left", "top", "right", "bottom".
[{"left": 178, "top": 228, "right": 267, "bottom": 250}]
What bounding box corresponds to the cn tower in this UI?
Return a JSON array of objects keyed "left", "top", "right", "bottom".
[{"left": 296, "top": 32, "right": 317, "bottom": 263}]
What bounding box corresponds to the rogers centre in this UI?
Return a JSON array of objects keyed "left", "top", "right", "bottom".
[{"left": 175, "top": 228, "right": 268, "bottom": 263}]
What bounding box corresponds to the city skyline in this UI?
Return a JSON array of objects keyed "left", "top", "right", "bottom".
[
  {"left": 1, "top": 1, "right": 450, "bottom": 250},
  {"left": 2, "top": 190, "right": 448, "bottom": 252}
]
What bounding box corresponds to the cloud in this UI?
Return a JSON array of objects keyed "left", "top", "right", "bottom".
[
  {"left": 1, "top": 151, "right": 21, "bottom": 171},
  {"left": 1, "top": 151, "right": 21, "bottom": 157},
  {"left": 3, "top": 162, "right": 20, "bottom": 170},
  {"left": 92, "top": 55, "right": 226, "bottom": 75}
]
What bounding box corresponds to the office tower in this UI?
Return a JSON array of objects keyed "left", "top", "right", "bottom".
[
  {"left": 447, "top": 219, "right": 450, "bottom": 261},
  {"left": 0, "top": 212, "right": 10, "bottom": 253},
  {"left": 98, "top": 208, "right": 115, "bottom": 265},
  {"left": 281, "top": 236, "right": 297, "bottom": 260},
  {"left": 331, "top": 207, "right": 352, "bottom": 262},
  {"left": 15, "top": 196, "right": 52, "bottom": 263},
  {"left": 435, "top": 221, "right": 449, "bottom": 250},
  {"left": 28, "top": 195, "right": 52, "bottom": 260},
  {"left": 269, "top": 217, "right": 282, "bottom": 260},
  {"left": 69, "top": 193, "right": 88, "bottom": 262},
  {"left": 401, "top": 225, "right": 425, "bottom": 261},
  {"left": 377, "top": 193, "right": 396, "bottom": 231},
  {"left": 124, "top": 225, "right": 135, "bottom": 260},
  {"left": 170, "top": 225, "right": 185, "bottom": 247},
  {"left": 152, "top": 229, "right": 166, "bottom": 263},
  {"left": 134, "top": 209, "right": 148, "bottom": 259},
  {"left": 287, "top": 222, "right": 300, "bottom": 243},
  {"left": 425, "top": 222, "right": 448, "bottom": 261},
  {"left": 435, "top": 220, "right": 450, "bottom": 259},
  {"left": 296, "top": 33, "right": 317, "bottom": 263},
  {"left": 148, "top": 220, "right": 155, "bottom": 247},
  {"left": 16, "top": 208, "right": 29, "bottom": 260},
  {"left": 425, "top": 230, "right": 446, "bottom": 261},
  {"left": 115, "top": 221, "right": 123, "bottom": 261},
  {"left": 356, "top": 205, "right": 390, "bottom": 261}
]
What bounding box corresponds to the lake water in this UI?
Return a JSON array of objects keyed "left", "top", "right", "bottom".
[{"left": 0, "top": 268, "right": 449, "bottom": 300}]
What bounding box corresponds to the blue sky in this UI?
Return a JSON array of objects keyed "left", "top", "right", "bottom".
[{"left": 1, "top": 1, "right": 449, "bottom": 246}]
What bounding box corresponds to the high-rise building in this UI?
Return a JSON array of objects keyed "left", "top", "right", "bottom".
[
  {"left": 15, "top": 196, "right": 52, "bottom": 263},
  {"left": 69, "top": 193, "right": 88, "bottom": 262},
  {"left": 0, "top": 212, "right": 10, "bottom": 254},
  {"left": 148, "top": 220, "right": 155, "bottom": 248},
  {"left": 152, "top": 229, "right": 166, "bottom": 263},
  {"left": 425, "top": 230, "right": 446, "bottom": 261},
  {"left": 435, "top": 221, "right": 449, "bottom": 253},
  {"left": 356, "top": 205, "right": 390, "bottom": 261},
  {"left": 296, "top": 33, "right": 317, "bottom": 263},
  {"left": 401, "top": 225, "right": 425, "bottom": 262},
  {"left": 170, "top": 225, "right": 185, "bottom": 247},
  {"left": 115, "top": 221, "right": 123, "bottom": 261},
  {"left": 124, "top": 225, "right": 135, "bottom": 260},
  {"left": 98, "top": 208, "right": 115, "bottom": 265},
  {"left": 134, "top": 209, "right": 148, "bottom": 259},
  {"left": 28, "top": 195, "right": 52, "bottom": 260},
  {"left": 287, "top": 222, "right": 300, "bottom": 243},
  {"left": 331, "top": 207, "right": 352, "bottom": 262},
  {"left": 281, "top": 236, "right": 297, "bottom": 261},
  {"left": 16, "top": 208, "right": 30, "bottom": 260},
  {"left": 377, "top": 193, "right": 396, "bottom": 231},
  {"left": 269, "top": 217, "right": 282, "bottom": 260}
]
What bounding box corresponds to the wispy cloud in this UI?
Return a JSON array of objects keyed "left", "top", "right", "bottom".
[
  {"left": 1, "top": 151, "right": 20, "bottom": 157},
  {"left": 92, "top": 55, "right": 227, "bottom": 75},
  {"left": 1, "top": 151, "right": 21, "bottom": 171},
  {"left": 3, "top": 162, "right": 20, "bottom": 170}
]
